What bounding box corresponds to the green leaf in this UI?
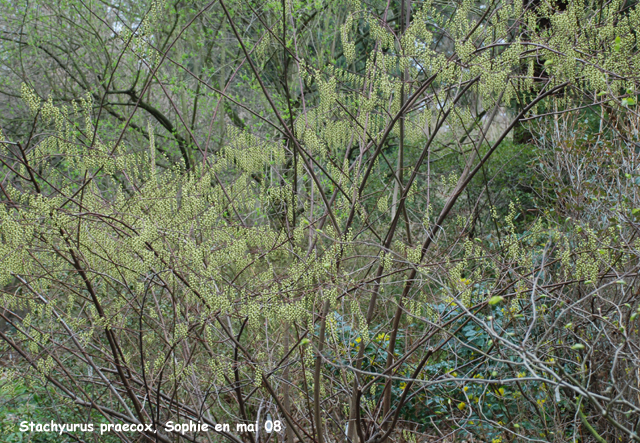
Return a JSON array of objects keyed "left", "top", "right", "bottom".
[
  {"left": 488, "top": 296, "right": 504, "bottom": 305},
  {"left": 614, "top": 36, "right": 621, "bottom": 52},
  {"left": 571, "top": 344, "right": 585, "bottom": 350}
]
